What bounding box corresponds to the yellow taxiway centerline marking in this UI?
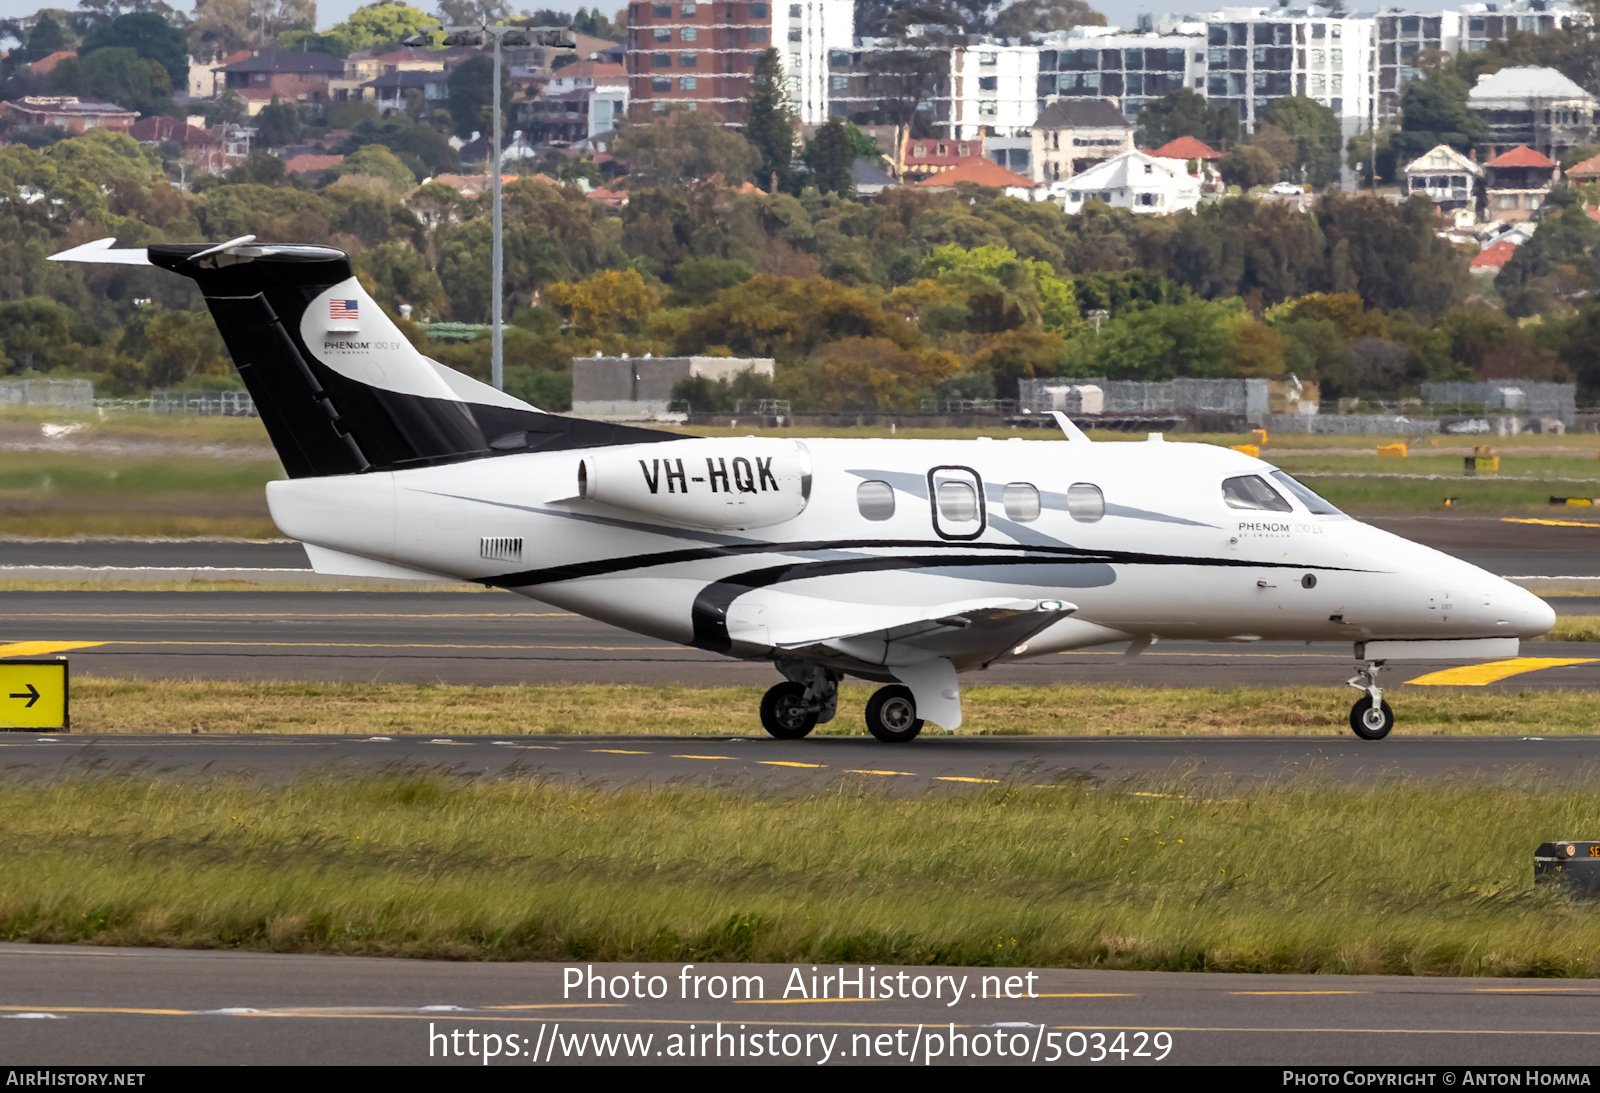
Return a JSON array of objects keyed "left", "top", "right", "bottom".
[
  {"left": 673, "top": 755, "right": 738, "bottom": 760},
  {"left": 0, "top": 641, "right": 105, "bottom": 657},
  {"left": 588, "top": 749, "right": 650, "bottom": 755},
  {"left": 937, "top": 776, "right": 1000, "bottom": 784},
  {"left": 1502, "top": 518, "right": 1600, "bottom": 528},
  {"left": 1473, "top": 987, "right": 1600, "bottom": 993},
  {"left": 1406, "top": 657, "right": 1598, "bottom": 686},
  {"left": 844, "top": 769, "right": 916, "bottom": 776},
  {"left": 759, "top": 761, "right": 825, "bottom": 768},
  {"left": 479, "top": 1004, "right": 629, "bottom": 1010},
  {"left": 0, "top": 1005, "right": 190, "bottom": 1016},
  {"left": 1232, "top": 991, "right": 1367, "bottom": 995}
]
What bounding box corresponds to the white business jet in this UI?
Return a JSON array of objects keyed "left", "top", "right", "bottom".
[{"left": 53, "top": 238, "right": 1555, "bottom": 742}]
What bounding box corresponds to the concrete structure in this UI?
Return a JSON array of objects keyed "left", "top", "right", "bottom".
[
  {"left": 781, "top": 0, "right": 855, "bottom": 125},
  {"left": 1032, "top": 98, "right": 1134, "bottom": 186},
  {"left": 1059, "top": 150, "right": 1201, "bottom": 215},
  {"left": 572, "top": 354, "right": 776, "bottom": 418},
  {"left": 1403, "top": 143, "right": 1481, "bottom": 213},
  {"left": 1468, "top": 66, "right": 1598, "bottom": 160},
  {"left": 1460, "top": 0, "right": 1592, "bottom": 54},
  {"left": 527, "top": 61, "right": 628, "bottom": 141},
  {"left": 1193, "top": 10, "right": 1377, "bottom": 137},
  {"left": 1483, "top": 144, "right": 1557, "bottom": 221},
  {"left": 625, "top": 0, "right": 777, "bottom": 125},
  {"left": 946, "top": 39, "right": 1042, "bottom": 148},
  {"left": 1376, "top": 10, "right": 1462, "bottom": 123},
  {"left": 1020, "top": 376, "right": 1272, "bottom": 427},
  {"left": 1038, "top": 28, "right": 1206, "bottom": 124},
  {"left": 2, "top": 96, "right": 136, "bottom": 133}
]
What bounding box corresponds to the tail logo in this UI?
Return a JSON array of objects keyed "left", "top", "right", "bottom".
[{"left": 330, "top": 299, "right": 359, "bottom": 321}]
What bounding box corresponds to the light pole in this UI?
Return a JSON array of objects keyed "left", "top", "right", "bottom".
[{"left": 412, "top": 23, "right": 573, "bottom": 391}]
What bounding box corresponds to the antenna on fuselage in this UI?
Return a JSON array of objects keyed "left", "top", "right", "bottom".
[{"left": 1050, "top": 411, "right": 1091, "bottom": 443}]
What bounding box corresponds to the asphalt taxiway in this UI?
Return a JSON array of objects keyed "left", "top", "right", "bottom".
[
  {"left": 6, "top": 590, "right": 1600, "bottom": 691},
  {"left": 2, "top": 732, "right": 1596, "bottom": 787},
  {"left": 2, "top": 946, "right": 1597, "bottom": 1066}
]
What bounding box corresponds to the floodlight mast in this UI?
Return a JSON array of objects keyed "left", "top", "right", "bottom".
[{"left": 409, "top": 24, "right": 574, "bottom": 391}]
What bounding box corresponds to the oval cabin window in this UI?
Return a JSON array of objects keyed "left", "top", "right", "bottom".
[
  {"left": 856, "top": 480, "right": 896, "bottom": 521},
  {"left": 1002, "top": 482, "right": 1041, "bottom": 522},
  {"left": 936, "top": 480, "right": 978, "bottom": 523},
  {"left": 1067, "top": 482, "right": 1104, "bottom": 522}
]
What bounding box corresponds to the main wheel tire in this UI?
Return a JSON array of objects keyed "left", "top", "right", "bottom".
[
  {"left": 865, "top": 685, "right": 923, "bottom": 743},
  {"left": 760, "top": 682, "right": 817, "bottom": 739},
  {"left": 1349, "top": 695, "right": 1395, "bottom": 741}
]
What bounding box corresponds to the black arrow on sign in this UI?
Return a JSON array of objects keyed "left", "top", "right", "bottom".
[{"left": 9, "top": 684, "right": 39, "bottom": 708}]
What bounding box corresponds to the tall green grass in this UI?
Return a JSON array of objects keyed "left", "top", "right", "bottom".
[{"left": 0, "top": 776, "right": 1593, "bottom": 974}]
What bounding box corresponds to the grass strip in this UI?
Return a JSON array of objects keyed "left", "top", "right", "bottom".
[
  {"left": 56, "top": 678, "right": 1600, "bottom": 736},
  {"left": 0, "top": 775, "right": 1592, "bottom": 974}
]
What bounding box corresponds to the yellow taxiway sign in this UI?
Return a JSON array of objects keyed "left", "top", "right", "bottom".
[{"left": 0, "top": 660, "right": 69, "bottom": 731}]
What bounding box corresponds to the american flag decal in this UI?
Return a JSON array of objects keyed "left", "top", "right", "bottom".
[{"left": 330, "top": 299, "right": 358, "bottom": 321}]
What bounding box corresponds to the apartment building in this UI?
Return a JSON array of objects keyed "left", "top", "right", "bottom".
[
  {"left": 1037, "top": 29, "right": 1208, "bottom": 124},
  {"left": 624, "top": 0, "right": 775, "bottom": 125},
  {"left": 783, "top": 0, "right": 855, "bottom": 124}
]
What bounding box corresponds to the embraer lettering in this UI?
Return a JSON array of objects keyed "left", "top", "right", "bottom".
[{"left": 640, "top": 456, "right": 783, "bottom": 496}]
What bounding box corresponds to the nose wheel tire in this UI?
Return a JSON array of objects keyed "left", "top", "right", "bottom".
[
  {"left": 760, "top": 682, "right": 817, "bottom": 739},
  {"left": 1349, "top": 695, "right": 1394, "bottom": 741},
  {"left": 865, "top": 685, "right": 923, "bottom": 743}
]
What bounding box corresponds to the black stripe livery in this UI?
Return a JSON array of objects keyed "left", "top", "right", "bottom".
[{"left": 148, "top": 243, "right": 681, "bottom": 479}]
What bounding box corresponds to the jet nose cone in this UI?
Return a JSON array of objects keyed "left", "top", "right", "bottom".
[{"left": 1512, "top": 586, "right": 1557, "bottom": 638}]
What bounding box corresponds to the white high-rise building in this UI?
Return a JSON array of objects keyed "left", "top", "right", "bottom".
[{"left": 783, "top": 0, "right": 855, "bottom": 125}]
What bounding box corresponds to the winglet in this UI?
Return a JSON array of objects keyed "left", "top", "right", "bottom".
[
  {"left": 48, "top": 238, "right": 151, "bottom": 265},
  {"left": 1050, "top": 410, "right": 1091, "bottom": 443}
]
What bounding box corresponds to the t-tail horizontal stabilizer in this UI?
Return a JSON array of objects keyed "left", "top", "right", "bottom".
[{"left": 50, "top": 238, "right": 684, "bottom": 479}]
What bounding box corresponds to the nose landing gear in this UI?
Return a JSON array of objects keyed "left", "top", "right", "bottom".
[{"left": 1347, "top": 660, "right": 1394, "bottom": 740}]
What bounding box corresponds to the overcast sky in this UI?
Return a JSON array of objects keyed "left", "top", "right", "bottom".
[{"left": 0, "top": 0, "right": 1437, "bottom": 37}]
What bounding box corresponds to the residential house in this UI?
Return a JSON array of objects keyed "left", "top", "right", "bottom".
[
  {"left": 852, "top": 158, "right": 897, "bottom": 196},
  {"left": 129, "top": 114, "right": 239, "bottom": 176},
  {"left": 1059, "top": 150, "right": 1200, "bottom": 215},
  {"left": 187, "top": 50, "right": 250, "bottom": 99},
  {"left": 1567, "top": 151, "right": 1600, "bottom": 184},
  {"left": 365, "top": 69, "right": 450, "bottom": 114},
  {"left": 1031, "top": 98, "right": 1134, "bottom": 185},
  {"left": 1403, "top": 143, "right": 1482, "bottom": 215},
  {"left": 1468, "top": 66, "right": 1598, "bottom": 160},
  {"left": 1470, "top": 238, "right": 1519, "bottom": 274},
  {"left": 27, "top": 50, "right": 75, "bottom": 77},
  {"left": 284, "top": 153, "right": 344, "bottom": 183},
  {"left": 898, "top": 134, "right": 985, "bottom": 181},
  {"left": 220, "top": 49, "right": 343, "bottom": 114},
  {"left": 916, "top": 157, "right": 1037, "bottom": 198},
  {"left": 524, "top": 61, "right": 627, "bottom": 142},
  {"left": 1148, "top": 135, "right": 1222, "bottom": 163},
  {"left": 2, "top": 96, "right": 136, "bottom": 133},
  {"left": 1484, "top": 144, "right": 1558, "bottom": 220}
]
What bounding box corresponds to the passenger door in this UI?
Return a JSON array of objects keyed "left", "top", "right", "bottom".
[{"left": 928, "top": 466, "right": 985, "bottom": 541}]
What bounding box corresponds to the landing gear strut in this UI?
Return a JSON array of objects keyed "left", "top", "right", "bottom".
[
  {"left": 1347, "top": 660, "right": 1394, "bottom": 741},
  {"left": 759, "top": 661, "right": 840, "bottom": 740}
]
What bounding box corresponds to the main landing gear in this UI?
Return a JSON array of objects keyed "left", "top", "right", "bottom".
[
  {"left": 759, "top": 661, "right": 840, "bottom": 740},
  {"left": 759, "top": 663, "right": 926, "bottom": 743},
  {"left": 1347, "top": 660, "right": 1395, "bottom": 741}
]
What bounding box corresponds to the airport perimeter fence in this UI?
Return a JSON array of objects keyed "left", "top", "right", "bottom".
[
  {"left": 1268, "top": 414, "right": 1443, "bottom": 435},
  {"left": 0, "top": 378, "right": 94, "bottom": 411},
  {"left": 92, "top": 390, "right": 259, "bottom": 417},
  {"left": 1421, "top": 381, "right": 1575, "bottom": 425},
  {"left": 1018, "top": 378, "right": 1271, "bottom": 425}
]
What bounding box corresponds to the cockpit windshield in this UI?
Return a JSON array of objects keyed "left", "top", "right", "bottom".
[
  {"left": 1269, "top": 470, "right": 1343, "bottom": 515},
  {"left": 1221, "top": 475, "right": 1291, "bottom": 512}
]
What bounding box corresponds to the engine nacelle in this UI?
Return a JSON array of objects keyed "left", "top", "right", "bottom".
[{"left": 578, "top": 438, "right": 812, "bottom": 530}]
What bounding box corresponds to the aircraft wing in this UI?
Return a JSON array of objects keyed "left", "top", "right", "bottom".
[{"left": 725, "top": 591, "right": 1076, "bottom": 668}]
